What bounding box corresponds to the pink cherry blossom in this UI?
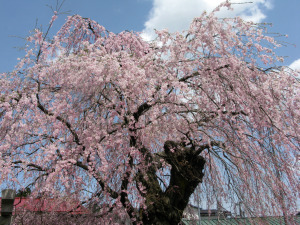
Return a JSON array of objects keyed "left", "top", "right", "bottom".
[{"left": 0, "top": 2, "right": 299, "bottom": 225}]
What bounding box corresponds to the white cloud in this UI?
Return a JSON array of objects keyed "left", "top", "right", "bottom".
[
  {"left": 289, "top": 58, "right": 300, "bottom": 70},
  {"left": 141, "top": 0, "right": 273, "bottom": 41}
]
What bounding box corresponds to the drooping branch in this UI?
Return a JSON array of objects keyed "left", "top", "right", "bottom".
[
  {"left": 75, "top": 161, "right": 119, "bottom": 199},
  {"left": 13, "top": 160, "right": 47, "bottom": 172},
  {"left": 179, "top": 64, "right": 230, "bottom": 82},
  {"left": 36, "top": 93, "right": 82, "bottom": 146}
]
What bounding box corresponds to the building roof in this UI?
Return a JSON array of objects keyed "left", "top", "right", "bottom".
[
  {"left": 0, "top": 197, "right": 89, "bottom": 215},
  {"left": 182, "top": 215, "right": 300, "bottom": 225},
  {"left": 183, "top": 204, "right": 231, "bottom": 220}
]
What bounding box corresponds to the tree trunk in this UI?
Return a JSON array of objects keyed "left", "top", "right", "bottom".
[{"left": 139, "top": 141, "right": 206, "bottom": 225}]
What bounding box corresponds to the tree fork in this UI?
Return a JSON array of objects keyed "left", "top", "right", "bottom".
[{"left": 139, "top": 141, "right": 206, "bottom": 225}]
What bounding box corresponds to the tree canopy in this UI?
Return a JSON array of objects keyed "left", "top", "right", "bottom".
[{"left": 0, "top": 2, "right": 299, "bottom": 224}]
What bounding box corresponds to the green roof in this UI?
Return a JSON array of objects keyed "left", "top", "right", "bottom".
[{"left": 182, "top": 216, "right": 300, "bottom": 225}]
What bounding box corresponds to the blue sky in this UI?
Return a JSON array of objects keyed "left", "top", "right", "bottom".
[{"left": 0, "top": 0, "right": 299, "bottom": 73}]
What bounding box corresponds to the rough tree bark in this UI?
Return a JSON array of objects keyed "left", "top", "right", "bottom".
[{"left": 137, "top": 141, "right": 206, "bottom": 225}]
